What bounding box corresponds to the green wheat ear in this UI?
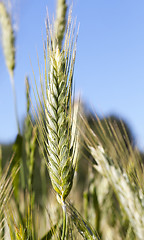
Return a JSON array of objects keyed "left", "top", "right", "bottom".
[
  {"left": 82, "top": 115, "right": 144, "bottom": 239},
  {"left": 0, "top": 2, "right": 20, "bottom": 134},
  {"left": 0, "top": 2, "right": 15, "bottom": 77},
  {"left": 33, "top": 9, "right": 79, "bottom": 208},
  {"left": 32, "top": 9, "right": 78, "bottom": 205},
  {"left": 31, "top": 6, "right": 79, "bottom": 239},
  {"left": 45, "top": 12, "right": 79, "bottom": 205}
]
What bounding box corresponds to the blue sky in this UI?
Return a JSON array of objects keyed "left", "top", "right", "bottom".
[{"left": 0, "top": 0, "right": 144, "bottom": 150}]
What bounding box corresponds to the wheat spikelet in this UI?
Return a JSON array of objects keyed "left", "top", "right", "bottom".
[{"left": 0, "top": 2, "right": 15, "bottom": 76}]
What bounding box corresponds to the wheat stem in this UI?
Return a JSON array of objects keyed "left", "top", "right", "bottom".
[
  {"left": 10, "top": 74, "right": 20, "bottom": 134},
  {"left": 62, "top": 203, "right": 67, "bottom": 240}
]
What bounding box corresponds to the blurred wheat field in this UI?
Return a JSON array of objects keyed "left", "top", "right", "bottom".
[{"left": 0, "top": 0, "right": 144, "bottom": 239}]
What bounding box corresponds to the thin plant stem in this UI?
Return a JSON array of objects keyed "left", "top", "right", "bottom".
[
  {"left": 1, "top": 213, "right": 5, "bottom": 239},
  {"left": 62, "top": 203, "right": 67, "bottom": 240},
  {"left": 10, "top": 73, "right": 20, "bottom": 134}
]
